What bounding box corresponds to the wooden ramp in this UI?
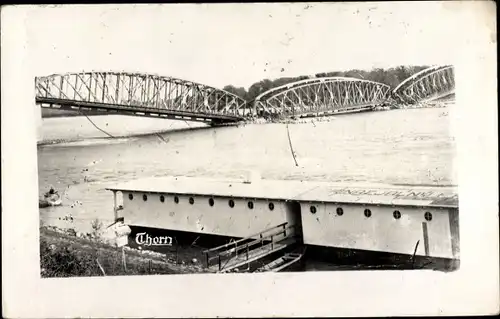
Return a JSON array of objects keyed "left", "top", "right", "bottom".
[{"left": 203, "top": 222, "right": 299, "bottom": 273}]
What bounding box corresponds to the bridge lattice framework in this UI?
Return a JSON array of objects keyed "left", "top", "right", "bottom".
[
  {"left": 35, "top": 72, "right": 249, "bottom": 124},
  {"left": 253, "top": 77, "right": 392, "bottom": 118},
  {"left": 35, "top": 66, "right": 455, "bottom": 123},
  {"left": 392, "top": 65, "right": 455, "bottom": 104}
]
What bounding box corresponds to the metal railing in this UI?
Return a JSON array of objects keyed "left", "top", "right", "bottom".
[{"left": 203, "top": 222, "right": 296, "bottom": 271}]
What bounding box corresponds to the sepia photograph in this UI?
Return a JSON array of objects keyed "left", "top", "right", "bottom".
[
  {"left": 36, "top": 65, "right": 459, "bottom": 276},
  {"left": 34, "top": 6, "right": 459, "bottom": 278},
  {"left": 2, "top": 1, "right": 498, "bottom": 318}
]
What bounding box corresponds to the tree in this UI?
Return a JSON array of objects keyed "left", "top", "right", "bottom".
[
  {"left": 222, "top": 85, "right": 248, "bottom": 100},
  {"left": 221, "top": 65, "right": 434, "bottom": 102}
]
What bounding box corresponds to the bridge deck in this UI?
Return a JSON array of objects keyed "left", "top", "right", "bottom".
[{"left": 36, "top": 97, "right": 244, "bottom": 124}]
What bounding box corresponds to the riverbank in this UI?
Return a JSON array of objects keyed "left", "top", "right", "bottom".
[
  {"left": 40, "top": 225, "right": 209, "bottom": 277},
  {"left": 40, "top": 224, "right": 458, "bottom": 277}
]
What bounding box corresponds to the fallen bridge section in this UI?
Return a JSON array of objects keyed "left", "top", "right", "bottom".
[
  {"left": 253, "top": 77, "right": 392, "bottom": 119},
  {"left": 392, "top": 65, "right": 455, "bottom": 104}
]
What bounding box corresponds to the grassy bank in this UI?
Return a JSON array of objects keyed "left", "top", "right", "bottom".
[{"left": 40, "top": 226, "right": 209, "bottom": 277}]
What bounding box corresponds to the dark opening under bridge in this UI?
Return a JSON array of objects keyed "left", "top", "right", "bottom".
[{"left": 35, "top": 66, "right": 455, "bottom": 124}]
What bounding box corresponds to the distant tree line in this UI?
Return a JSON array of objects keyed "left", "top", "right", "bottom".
[{"left": 223, "top": 65, "right": 431, "bottom": 102}]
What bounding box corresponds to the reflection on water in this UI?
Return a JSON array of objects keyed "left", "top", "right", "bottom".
[{"left": 38, "top": 107, "right": 457, "bottom": 234}]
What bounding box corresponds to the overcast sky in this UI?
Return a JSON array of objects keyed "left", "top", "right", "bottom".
[{"left": 24, "top": 2, "right": 480, "bottom": 89}]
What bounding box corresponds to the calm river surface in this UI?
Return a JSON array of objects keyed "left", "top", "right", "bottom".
[{"left": 38, "top": 106, "right": 457, "bottom": 234}]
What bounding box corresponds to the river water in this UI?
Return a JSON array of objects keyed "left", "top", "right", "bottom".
[{"left": 38, "top": 106, "right": 457, "bottom": 235}]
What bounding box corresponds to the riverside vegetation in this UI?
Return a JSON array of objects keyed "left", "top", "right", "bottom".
[
  {"left": 40, "top": 219, "right": 208, "bottom": 277},
  {"left": 222, "top": 65, "right": 431, "bottom": 102}
]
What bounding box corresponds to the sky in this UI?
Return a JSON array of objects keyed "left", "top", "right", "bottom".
[{"left": 22, "top": 2, "right": 488, "bottom": 89}]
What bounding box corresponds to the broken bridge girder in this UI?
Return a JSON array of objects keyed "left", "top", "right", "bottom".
[
  {"left": 393, "top": 65, "right": 455, "bottom": 104},
  {"left": 253, "top": 77, "right": 391, "bottom": 117}
]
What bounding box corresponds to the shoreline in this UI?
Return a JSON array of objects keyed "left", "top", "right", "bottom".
[
  {"left": 40, "top": 223, "right": 459, "bottom": 278},
  {"left": 40, "top": 225, "right": 209, "bottom": 277}
]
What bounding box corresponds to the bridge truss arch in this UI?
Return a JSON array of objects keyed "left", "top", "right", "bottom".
[
  {"left": 392, "top": 65, "right": 455, "bottom": 104},
  {"left": 253, "top": 77, "right": 391, "bottom": 118},
  {"left": 35, "top": 71, "right": 249, "bottom": 122}
]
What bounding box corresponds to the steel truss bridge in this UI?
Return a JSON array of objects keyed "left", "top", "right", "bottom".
[
  {"left": 392, "top": 65, "right": 455, "bottom": 104},
  {"left": 253, "top": 77, "right": 391, "bottom": 118},
  {"left": 35, "top": 66, "right": 454, "bottom": 124},
  {"left": 35, "top": 72, "right": 249, "bottom": 125}
]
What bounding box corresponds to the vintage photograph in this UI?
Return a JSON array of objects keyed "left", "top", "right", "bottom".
[{"left": 35, "top": 3, "right": 459, "bottom": 278}]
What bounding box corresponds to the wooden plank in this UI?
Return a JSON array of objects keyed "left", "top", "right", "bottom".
[
  {"left": 204, "top": 222, "right": 288, "bottom": 254},
  {"left": 210, "top": 237, "right": 296, "bottom": 273},
  {"left": 215, "top": 242, "right": 289, "bottom": 273}
]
